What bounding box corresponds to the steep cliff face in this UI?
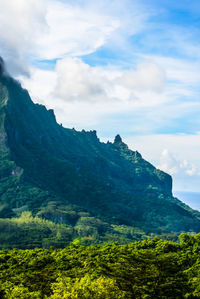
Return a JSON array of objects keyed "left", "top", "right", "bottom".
[{"left": 0, "top": 57, "right": 200, "bottom": 236}]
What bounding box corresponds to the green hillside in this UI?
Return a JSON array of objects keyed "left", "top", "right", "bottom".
[{"left": 0, "top": 57, "right": 200, "bottom": 248}]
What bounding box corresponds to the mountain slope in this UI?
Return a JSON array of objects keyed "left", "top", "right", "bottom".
[{"left": 0, "top": 57, "right": 200, "bottom": 247}]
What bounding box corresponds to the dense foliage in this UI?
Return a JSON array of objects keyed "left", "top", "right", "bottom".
[{"left": 0, "top": 235, "right": 200, "bottom": 298}]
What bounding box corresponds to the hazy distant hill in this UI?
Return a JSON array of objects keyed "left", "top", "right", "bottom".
[{"left": 0, "top": 56, "right": 200, "bottom": 248}]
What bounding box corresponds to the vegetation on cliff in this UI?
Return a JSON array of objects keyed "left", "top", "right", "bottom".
[{"left": 0, "top": 57, "right": 200, "bottom": 248}]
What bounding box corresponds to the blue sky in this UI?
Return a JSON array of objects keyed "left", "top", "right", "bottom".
[{"left": 1, "top": 0, "right": 200, "bottom": 192}]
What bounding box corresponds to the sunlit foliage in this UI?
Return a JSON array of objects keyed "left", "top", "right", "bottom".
[{"left": 0, "top": 235, "right": 200, "bottom": 298}]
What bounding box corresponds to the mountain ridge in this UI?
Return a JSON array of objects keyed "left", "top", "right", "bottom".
[{"left": 0, "top": 57, "right": 200, "bottom": 248}]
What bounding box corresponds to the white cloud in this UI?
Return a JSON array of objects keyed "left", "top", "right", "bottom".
[
  {"left": 54, "top": 58, "right": 107, "bottom": 101},
  {"left": 158, "top": 149, "right": 199, "bottom": 177},
  {"left": 25, "top": 57, "right": 166, "bottom": 104},
  {"left": 150, "top": 56, "right": 200, "bottom": 86},
  {"left": 36, "top": 1, "right": 120, "bottom": 59},
  {"left": 119, "top": 62, "right": 166, "bottom": 92}
]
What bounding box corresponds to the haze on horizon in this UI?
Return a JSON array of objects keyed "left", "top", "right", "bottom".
[{"left": 0, "top": 0, "right": 200, "bottom": 193}]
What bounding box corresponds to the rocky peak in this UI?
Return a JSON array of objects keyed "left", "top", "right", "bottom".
[
  {"left": 114, "top": 134, "right": 129, "bottom": 151},
  {"left": 114, "top": 134, "right": 122, "bottom": 144}
]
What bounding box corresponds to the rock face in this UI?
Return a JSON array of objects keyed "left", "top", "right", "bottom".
[{"left": 0, "top": 56, "right": 200, "bottom": 235}]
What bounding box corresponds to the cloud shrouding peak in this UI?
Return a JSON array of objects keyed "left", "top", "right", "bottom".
[{"left": 0, "top": 0, "right": 47, "bottom": 75}]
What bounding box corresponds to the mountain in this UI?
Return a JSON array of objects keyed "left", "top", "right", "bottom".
[{"left": 0, "top": 57, "right": 200, "bottom": 248}]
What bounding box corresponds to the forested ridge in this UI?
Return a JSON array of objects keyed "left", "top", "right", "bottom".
[
  {"left": 0, "top": 234, "right": 200, "bottom": 298},
  {"left": 0, "top": 57, "right": 200, "bottom": 248}
]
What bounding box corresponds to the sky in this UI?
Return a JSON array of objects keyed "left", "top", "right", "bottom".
[{"left": 0, "top": 0, "right": 200, "bottom": 192}]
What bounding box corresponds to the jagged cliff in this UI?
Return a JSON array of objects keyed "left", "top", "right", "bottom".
[{"left": 0, "top": 57, "right": 200, "bottom": 248}]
